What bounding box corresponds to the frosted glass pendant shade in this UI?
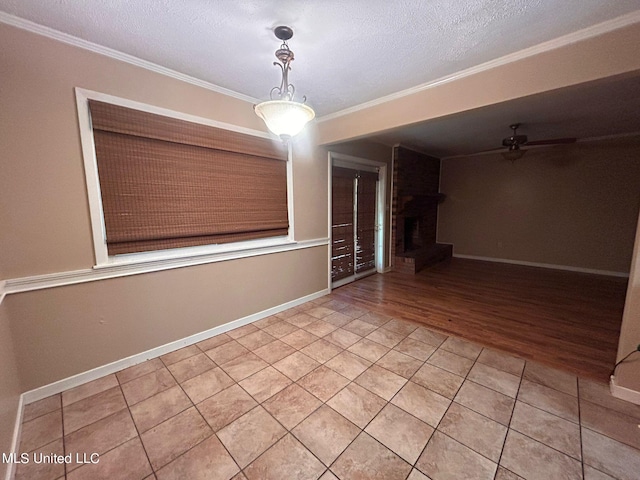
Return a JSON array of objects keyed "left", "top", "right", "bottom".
[{"left": 254, "top": 100, "right": 315, "bottom": 139}]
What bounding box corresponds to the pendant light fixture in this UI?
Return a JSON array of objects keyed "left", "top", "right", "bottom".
[{"left": 254, "top": 26, "right": 315, "bottom": 141}]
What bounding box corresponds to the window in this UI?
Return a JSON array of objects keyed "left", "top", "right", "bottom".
[{"left": 76, "top": 89, "right": 294, "bottom": 267}]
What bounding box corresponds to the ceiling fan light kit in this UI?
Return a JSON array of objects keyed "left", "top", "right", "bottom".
[
  {"left": 499, "top": 123, "right": 576, "bottom": 161},
  {"left": 254, "top": 26, "right": 315, "bottom": 141}
]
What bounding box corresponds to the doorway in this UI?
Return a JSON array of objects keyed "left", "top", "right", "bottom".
[{"left": 329, "top": 153, "right": 387, "bottom": 288}]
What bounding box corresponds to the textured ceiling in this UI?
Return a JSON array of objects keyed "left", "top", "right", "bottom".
[{"left": 1, "top": 0, "right": 640, "bottom": 117}]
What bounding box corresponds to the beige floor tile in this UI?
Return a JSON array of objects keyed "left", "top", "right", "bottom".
[
  {"left": 273, "top": 351, "right": 321, "bottom": 381},
  {"left": 236, "top": 330, "right": 276, "bottom": 351},
  {"left": 511, "top": 401, "right": 581, "bottom": 459},
  {"left": 409, "top": 327, "right": 448, "bottom": 347},
  {"left": 582, "top": 427, "right": 640, "bottom": 480},
  {"left": 440, "top": 336, "right": 482, "bottom": 360},
  {"left": 263, "top": 383, "right": 322, "bottom": 430},
  {"left": 244, "top": 434, "right": 325, "bottom": 480},
  {"left": 343, "top": 318, "right": 378, "bottom": 336},
  {"left": 67, "top": 437, "right": 152, "bottom": 480},
  {"left": 262, "top": 321, "right": 298, "bottom": 339},
  {"left": 366, "top": 403, "right": 434, "bottom": 464},
  {"left": 227, "top": 323, "right": 260, "bottom": 339},
  {"left": 298, "top": 365, "right": 350, "bottom": 402},
  {"left": 523, "top": 361, "right": 578, "bottom": 396},
  {"left": 275, "top": 306, "right": 302, "bottom": 319},
  {"left": 167, "top": 352, "right": 215, "bottom": 383},
  {"left": 495, "top": 466, "right": 525, "bottom": 479},
  {"left": 281, "top": 329, "right": 320, "bottom": 349},
  {"left": 332, "top": 432, "right": 412, "bottom": 480},
  {"left": 65, "top": 409, "right": 137, "bottom": 472},
  {"left": 324, "top": 299, "right": 349, "bottom": 311},
  {"left": 130, "top": 385, "right": 192, "bottom": 433},
  {"left": 231, "top": 473, "right": 247, "bottom": 480},
  {"left": 348, "top": 338, "right": 390, "bottom": 362},
  {"left": 63, "top": 386, "right": 127, "bottom": 433},
  {"left": 301, "top": 339, "right": 343, "bottom": 363},
  {"left": 581, "top": 400, "right": 640, "bottom": 449},
  {"left": 155, "top": 434, "right": 239, "bottom": 480},
  {"left": 121, "top": 368, "right": 177, "bottom": 406},
  {"left": 583, "top": 465, "right": 617, "bottom": 480},
  {"left": 253, "top": 339, "right": 295, "bottom": 363},
  {"left": 340, "top": 305, "right": 368, "bottom": 319},
  {"left": 253, "top": 315, "right": 282, "bottom": 330},
  {"left": 391, "top": 381, "right": 450, "bottom": 427},
  {"left": 417, "top": 431, "right": 497, "bottom": 480},
  {"left": 325, "top": 350, "right": 372, "bottom": 380},
  {"left": 438, "top": 402, "right": 507, "bottom": 462},
  {"left": 292, "top": 405, "right": 360, "bottom": 466},
  {"left": 15, "top": 438, "right": 64, "bottom": 480},
  {"left": 320, "top": 471, "right": 339, "bottom": 480},
  {"left": 327, "top": 383, "right": 386, "bottom": 428},
  {"left": 324, "top": 328, "right": 362, "bottom": 349},
  {"left": 141, "top": 407, "right": 212, "bottom": 470},
  {"left": 427, "top": 348, "right": 474, "bottom": 377},
  {"left": 181, "top": 367, "right": 235, "bottom": 404},
  {"left": 501, "top": 430, "right": 582, "bottom": 480},
  {"left": 239, "top": 366, "right": 292, "bottom": 402},
  {"left": 285, "top": 312, "right": 317, "bottom": 328},
  {"left": 358, "top": 311, "right": 392, "bottom": 327},
  {"left": 394, "top": 337, "right": 437, "bottom": 361},
  {"left": 365, "top": 328, "right": 404, "bottom": 348},
  {"left": 324, "top": 311, "right": 353, "bottom": 328},
  {"left": 306, "top": 306, "right": 336, "bottom": 319},
  {"left": 160, "top": 345, "right": 200, "bottom": 366},
  {"left": 20, "top": 409, "right": 62, "bottom": 453},
  {"left": 22, "top": 395, "right": 61, "bottom": 423},
  {"left": 197, "top": 384, "right": 257, "bottom": 431},
  {"left": 412, "top": 363, "right": 465, "bottom": 399},
  {"left": 196, "top": 333, "right": 232, "bottom": 352},
  {"left": 407, "top": 469, "right": 431, "bottom": 480},
  {"left": 517, "top": 379, "right": 579, "bottom": 423},
  {"left": 205, "top": 340, "right": 250, "bottom": 365},
  {"left": 382, "top": 318, "right": 419, "bottom": 336},
  {"left": 376, "top": 349, "right": 424, "bottom": 380},
  {"left": 355, "top": 364, "right": 407, "bottom": 401},
  {"left": 62, "top": 375, "right": 119, "bottom": 406},
  {"left": 454, "top": 381, "right": 515, "bottom": 425},
  {"left": 303, "top": 319, "right": 339, "bottom": 337},
  {"left": 579, "top": 377, "right": 640, "bottom": 420},
  {"left": 467, "top": 362, "right": 521, "bottom": 398},
  {"left": 218, "top": 406, "right": 286, "bottom": 468},
  {"left": 220, "top": 352, "right": 268, "bottom": 381},
  {"left": 477, "top": 349, "right": 525, "bottom": 376}
]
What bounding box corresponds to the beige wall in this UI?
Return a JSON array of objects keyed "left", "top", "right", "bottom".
[
  {"left": 616, "top": 208, "right": 640, "bottom": 391},
  {"left": 0, "top": 302, "right": 21, "bottom": 479},
  {"left": 437, "top": 140, "right": 640, "bottom": 273},
  {"left": 0, "top": 23, "right": 330, "bottom": 391}
]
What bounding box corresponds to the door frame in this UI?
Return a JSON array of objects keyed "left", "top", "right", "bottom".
[{"left": 327, "top": 152, "right": 388, "bottom": 290}]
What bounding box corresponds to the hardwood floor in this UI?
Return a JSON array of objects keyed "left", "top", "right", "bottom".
[{"left": 331, "top": 258, "right": 629, "bottom": 381}]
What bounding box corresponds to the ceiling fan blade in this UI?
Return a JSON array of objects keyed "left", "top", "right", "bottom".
[{"left": 525, "top": 138, "right": 577, "bottom": 146}]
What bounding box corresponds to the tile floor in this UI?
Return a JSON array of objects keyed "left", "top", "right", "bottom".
[{"left": 15, "top": 295, "right": 640, "bottom": 480}]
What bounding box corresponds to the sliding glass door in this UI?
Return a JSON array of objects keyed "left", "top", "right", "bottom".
[{"left": 331, "top": 166, "right": 379, "bottom": 287}]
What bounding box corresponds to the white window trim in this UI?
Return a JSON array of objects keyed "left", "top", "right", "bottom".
[{"left": 75, "top": 88, "right": 296, "bottom": 269}]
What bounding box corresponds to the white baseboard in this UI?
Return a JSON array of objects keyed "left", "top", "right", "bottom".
[
  {"left": 3, "top": 395, "right": 23, "bottom": 480},
  {"left": 21, "top": 287, "right": 330, "bottom": 404},
  {"left": 610, "top": 375, "right": 640, "bottom": 405},
  {"left": 452, "top": 254, "right": 629, "bottom": 278}
]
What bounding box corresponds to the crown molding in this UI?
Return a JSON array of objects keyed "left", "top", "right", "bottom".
[
  {"left": 317, "top": 10, "right": 640, "bottom": 123},
  {"left": 0, "top": 11, "right": 259, "bottom": 104}
]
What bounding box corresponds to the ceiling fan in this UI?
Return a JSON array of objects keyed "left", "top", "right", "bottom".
[{"left": 500, "top": 123, "right": 576, "bottom": 161}]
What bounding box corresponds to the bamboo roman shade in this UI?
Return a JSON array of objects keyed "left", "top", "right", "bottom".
[{"left": 88, "top": 100, "right": 289, "bottom": 255}]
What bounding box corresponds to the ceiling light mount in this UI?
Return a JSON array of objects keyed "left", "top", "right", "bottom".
[{"left": 254, "top": 26, "right": 315, "bottom": 142}]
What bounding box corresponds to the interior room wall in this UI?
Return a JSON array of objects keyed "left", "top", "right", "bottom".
[
  {"left": 0, "top": 23, "right": 329, "bottom": 391},
  {"left": 437, "top": 139, "right": 640, "bottom": 274},
  {"left": 0, "top": 302, "right": 21, "bottom": 480}
]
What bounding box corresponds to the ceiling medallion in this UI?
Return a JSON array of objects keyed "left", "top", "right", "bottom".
[{"left": 254, "top": 26, "right": 315, "bottom": 142}]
